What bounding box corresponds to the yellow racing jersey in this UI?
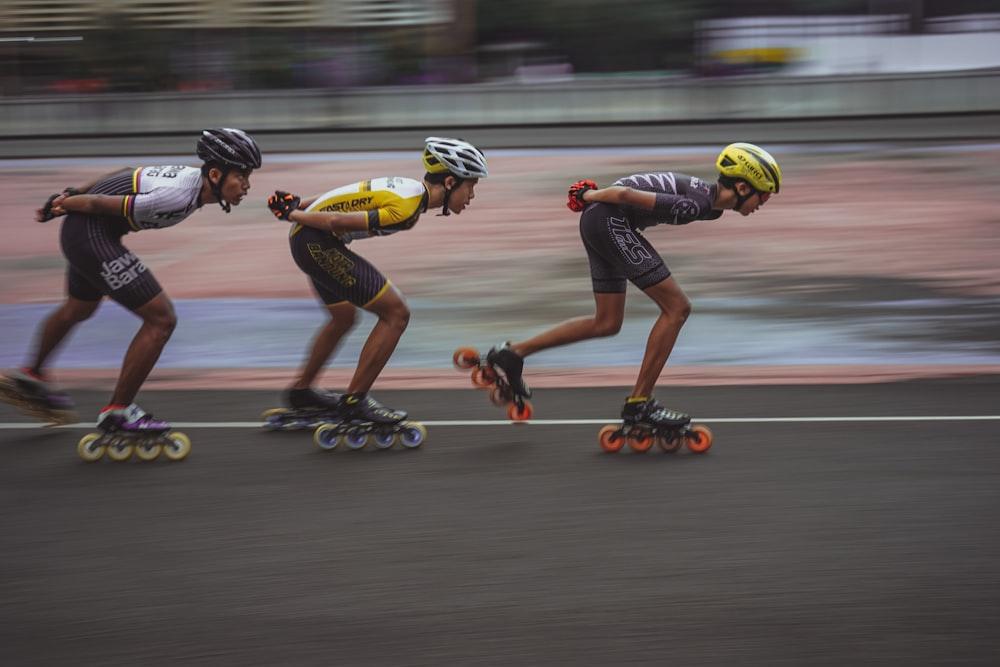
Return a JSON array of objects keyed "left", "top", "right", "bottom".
[{"left": 290, "top": 176, "right": 429, "bottom": 241}]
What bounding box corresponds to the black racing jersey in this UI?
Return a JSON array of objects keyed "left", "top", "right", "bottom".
[
  {"left": 612, "top": 172, "right": 723, "bottom": 230},
  {"left": 87, "top": 165, "right": 204, "bottom": 235},
  {"left": 290, "top": 176, "right": 429, "bottom": 243}
]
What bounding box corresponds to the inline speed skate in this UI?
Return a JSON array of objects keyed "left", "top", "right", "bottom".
[
  {"left": 261, "top": 388, "right": 342, "bottom": 431},
  {"left": 598, "top": 397, "right": 713, "bottom": 454},
  {"left": 78, "top": 404, "right": 191, "bottom": 462},
  {"left": 0, "top": 369, "right": 77, "bottom": 426},
  {"left": 453, "top": 342, "right": 533, "bottom": 421},
  {"left": 312, "top": 393, "right": 426, "bottom": 451}
]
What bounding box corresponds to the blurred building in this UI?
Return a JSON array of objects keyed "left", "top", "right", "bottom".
[
  {"left": 0, "top": 0, "right": 473, "bottom": 93},
  {"left": 698, "top": 13, "right": 1000, "bottom": 76}
]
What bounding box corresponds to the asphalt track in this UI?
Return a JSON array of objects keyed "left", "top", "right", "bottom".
[{"left": 2, "top": 378, "right": 999, "bottom": 666}]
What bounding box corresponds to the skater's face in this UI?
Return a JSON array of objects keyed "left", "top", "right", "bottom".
[
  {"left": 220, "top": 169, "right": 252, "bottom": 207},
  {"left": 447, "top": 178, "right": 478, "bottom": 215},
  {"left": 208, "top": 167, "right": 252, "bottom": 207},
  {"left": 735, "top": 182, "right": 772, "bottom": 216}
]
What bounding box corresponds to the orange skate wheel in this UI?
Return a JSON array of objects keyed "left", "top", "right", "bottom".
[
  {"left": 453, "top": 347, "right": 480, "bottom": 370},
  {"left": 471, "top": 365, "right": 497, "bottom": 388},
  {"left": 627, "top": 431, "right": 654, "bottom": 453},
  {"left": 489, "top": 386, "right": 506, "bottom": 407},
  {"left": 686, "top": 424, "right": 713, "bottom": 453},
  {"left": 507, "top": 400, "right": 533, "bottom": 421},
  {"left": 657, "top": 435, "right": 682, "bottom": 453},
  {"left": 598, "top": 424, "right": 625, "bottom": 453}
]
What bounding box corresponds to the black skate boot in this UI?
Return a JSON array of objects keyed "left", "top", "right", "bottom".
[
  {"left": 621, "top": 397, "right": 690, "bottom": 429},
  {"left": 285, "top": 387, "right": 342, "bottom": 410},
  {"left": 78, "top": 403, "right": 191, "bottom": 463},
  {"left": 337, "top": 392, "right": 407, "bottom": 425},
  {"left": 599, "top": 397, "right": 712, "bottom": 455},
  {"left": 486, "top": 342, "right": 532, "bottom": 399},
  {"left": 262, "top": 388, "right": 343, "bottom": 431},
  {"left": 312, "top": 393, "right": 425, "bottom": 452}
]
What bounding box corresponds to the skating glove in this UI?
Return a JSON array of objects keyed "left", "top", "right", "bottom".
[
  {"left": 37, "top": 187, "right": 81, "bottom": 223},
  {"left": 567, "top": 179, "right": 598, "bottom": 212},
  {"left": 267, "top": 190, "right": 301, "bottom": 221}
]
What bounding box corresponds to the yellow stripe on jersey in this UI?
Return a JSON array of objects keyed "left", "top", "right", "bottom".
[
  {"left": 131, "top": 167, "right": 141, "bottom": 193},
  {"left": 121, "top": 195, "right": 139, "bottom": 231}
]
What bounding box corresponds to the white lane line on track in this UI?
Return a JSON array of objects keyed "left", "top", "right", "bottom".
[{"left": 1, "top": 416, "right": 999, "bottom": 429}]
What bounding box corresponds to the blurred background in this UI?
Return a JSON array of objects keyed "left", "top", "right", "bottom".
[{"left": 0, "top": 0, "right": 998, "bottom": 377}]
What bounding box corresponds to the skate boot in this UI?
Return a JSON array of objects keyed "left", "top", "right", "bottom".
[
  {"left": 0, "top": 368, "right": 77, "bottom": 425},
  {"left": 597, "top": 396, "right": 713, "bottom": 455},
  {"left": 78, "top": 403, "right": 191, "bottom": 463},
  {"left": 261, "top": 388, "right": 343, "bottom": 431},
  {"left": 452, "top": 342, "right": 534, "bottom": 421},
  {"left": 312, "top": 392, "right": 426, "bottom": 452}
]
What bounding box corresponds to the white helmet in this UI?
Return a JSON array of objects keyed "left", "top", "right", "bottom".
[{"left": 422, "top": 137, "right": 489, "bottom": 179}]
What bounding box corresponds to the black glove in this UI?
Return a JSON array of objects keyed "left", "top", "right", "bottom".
[
  {"left": 38, "top": 187, "right": 82, "bottom": 223},
  {"left": 267, "top": 191, "right": 301, "bottom": 221},
  {"left": 38, "top": 192, "right": 62, "bottom": 222}
]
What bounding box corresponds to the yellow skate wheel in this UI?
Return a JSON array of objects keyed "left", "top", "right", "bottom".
[
  {"left": 162, "top": 432, "right": 192, "bottom": 461},
  {"left": 77, "top": 433, "right": 105, "bottom": 462},
  {"left": 399, "top": 422, "right": 427, "bottom": 449},
  {"left": 598, "top": 425, "right": 625, "bottom": 453},
  {"left": 106, "top": 440, "right": 134, "bottom": 462},
  {"left": 135, "top": 442, "right": 163, "bottom": 461},
  {"left": 313, "top": 423, "right": 341, "bottom": 451}
]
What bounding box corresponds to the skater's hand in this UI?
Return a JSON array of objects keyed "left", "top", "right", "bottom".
[
  {"left": 36, "top": 187, "right": 78, "bottom": 222},
  {"left": 567, "top": 179, "right": 598, "bottom": 212},
  {"left": 267, "top": 190, "right": 301, "bottom": 221}
]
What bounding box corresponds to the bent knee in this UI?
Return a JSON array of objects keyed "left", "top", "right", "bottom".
[
  {"left": 382, "top": 302, "right": 410, "bottom": 331},
  {"left": 64, "top": 300, "right": 100, "bottom": 323},
  {"left": 142, "top": 303, "right": 178, "bottom": 337},
  {"left": 593, "top": 318, "right": 623, "bottom": 337}
]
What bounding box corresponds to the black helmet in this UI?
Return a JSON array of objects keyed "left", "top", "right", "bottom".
[{"left": 197, "top": 128, "right": 261, "bottom": 171}]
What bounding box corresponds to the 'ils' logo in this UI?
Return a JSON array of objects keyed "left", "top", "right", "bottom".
[{"left": 608, "top": 218, "right": 652, "bottom": 265}]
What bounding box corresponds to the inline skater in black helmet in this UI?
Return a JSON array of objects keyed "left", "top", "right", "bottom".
[{"left": 1, "top": 129, "right": 261, "bottom": 461}]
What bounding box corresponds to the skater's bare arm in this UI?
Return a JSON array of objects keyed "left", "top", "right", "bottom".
[
  {"left": 581, "top": 186, "right": 657, "bottom": 211},
  {"left": 288, "top": 209, "right": 370, "bottom": 235},
  {"left": 297, "top": 194, "right": 321, "bottom": 209},
  {"left": 35, "top": 168, "right": 133, "bottom": 221},
  {"left": 55, "top": 194, "right": 129, "bottom": 217}
]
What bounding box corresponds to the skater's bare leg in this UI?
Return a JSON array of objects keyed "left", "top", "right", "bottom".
[
  {"left": 346, "top": 286, "right": 409, "bottom": 395},
  {"left": 28, "top": 296, "right": 101, "bottom": 375},
  {"left": 631, "top": 276, "right": 691, "bottom": 398},
  {"left": 110, "top": 293, "right": 176, "bottom": 406},
  {"left": 510, "top": 292, "right": 626, "bottom": 358},
  {"left": 292, "top": 301, "right": 357, "bottom": 390}
]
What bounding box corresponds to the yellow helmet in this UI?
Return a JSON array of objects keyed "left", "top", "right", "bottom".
[{"left": 716, "top": 143, "right": 781, "bottom": 193}]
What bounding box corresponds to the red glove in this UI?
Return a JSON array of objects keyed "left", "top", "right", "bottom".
[{"left": 567, "top": 179, "right": 598, "bottom": 212}]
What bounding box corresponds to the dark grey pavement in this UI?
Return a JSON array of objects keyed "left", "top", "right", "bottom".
[{"left": 1, "top": 378, "right": 999, "bottom": 665}]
